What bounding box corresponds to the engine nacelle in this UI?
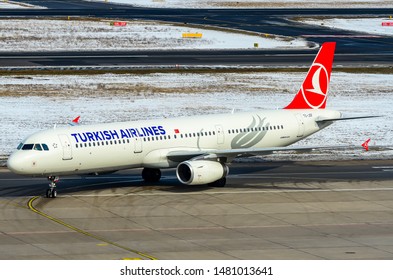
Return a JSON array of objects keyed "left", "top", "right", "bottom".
[{"left": 176, "top": 160, "right": 229, "bottom": 185}]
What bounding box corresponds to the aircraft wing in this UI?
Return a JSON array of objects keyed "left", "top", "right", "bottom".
[{"left": 166, "top": 145, "right": 356, "bottom": 162}]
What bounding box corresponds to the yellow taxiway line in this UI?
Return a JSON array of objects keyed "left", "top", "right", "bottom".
[{"left": 27, "top": 196, "right": 157, "bottom": 260}]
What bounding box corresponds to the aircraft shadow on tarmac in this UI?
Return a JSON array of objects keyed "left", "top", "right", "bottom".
[{"left": 1, "top": 162, "right": 324, "bottom": 197}]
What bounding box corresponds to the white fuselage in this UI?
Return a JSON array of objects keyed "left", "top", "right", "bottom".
[{"left": 7, "top": 109, "right": 340, "bottom": 177}]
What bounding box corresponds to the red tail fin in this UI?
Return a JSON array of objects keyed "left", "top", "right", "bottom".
[{"left": 285, "top": 42, "right": 336, "bottom": 109}]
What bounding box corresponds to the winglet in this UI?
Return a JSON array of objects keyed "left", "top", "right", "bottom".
[
  {"left": 72, "top": 116, "right": 80, "bottom": 124},
  {"left": 69, "top": 116, "right": 80, "bottom": 126},
  {"left": 285, "top": 42, "right": 336, "bottom": 110},
  {"left": 362, "top": 138, "right": 371, "bottom": 151}
]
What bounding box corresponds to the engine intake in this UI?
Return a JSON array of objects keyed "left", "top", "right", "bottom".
[{"left": 176, "top": 160, "right": 229, "bottom": 185}]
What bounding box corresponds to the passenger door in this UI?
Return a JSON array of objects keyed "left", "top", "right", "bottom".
[{"left": 58, "top": 134, "right": 73, "bottom": 160}]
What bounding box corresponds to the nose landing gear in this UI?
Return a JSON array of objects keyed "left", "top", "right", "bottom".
[{"left": 46, "top": 176, "right": 59, "bottom": 198}]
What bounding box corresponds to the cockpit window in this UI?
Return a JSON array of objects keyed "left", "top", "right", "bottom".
[
  {"left": 34, "top": 144, "right": 43, "bottom": 151},
  {"left": 19, "top": 143, "right": 49, "bottom": 151},
  {"left": 22, "top": 144, "right": 34, "bottom": 150}
]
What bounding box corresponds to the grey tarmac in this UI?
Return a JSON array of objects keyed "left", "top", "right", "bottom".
[{"left": 1, "top": 160, "right": 393, "bottom": 259}]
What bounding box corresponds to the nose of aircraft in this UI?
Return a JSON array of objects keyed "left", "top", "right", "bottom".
[{"left": 7, "top": 153, "right": 26, "bottom": 174}]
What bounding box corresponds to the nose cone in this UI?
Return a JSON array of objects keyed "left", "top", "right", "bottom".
[{"left": 7, "top": 153, "right": 26, "bottom": 175}]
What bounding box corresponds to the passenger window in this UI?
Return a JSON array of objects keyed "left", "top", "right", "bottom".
[{"left": 34, "top": 144, "right": 42, "bottom": 151}]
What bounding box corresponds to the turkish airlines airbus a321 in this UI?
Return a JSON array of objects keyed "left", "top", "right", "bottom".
[{"left": 7, "top": 42, "right": 373, "bottom": 198}]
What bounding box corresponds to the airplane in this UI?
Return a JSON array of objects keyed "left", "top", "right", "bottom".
[{"left": 7, "top": 42, "right": 374, "bottom": 198}]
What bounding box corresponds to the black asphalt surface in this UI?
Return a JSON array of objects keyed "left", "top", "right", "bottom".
[{"left": 1, "top": 1, "right": 393, "bottom": 67}]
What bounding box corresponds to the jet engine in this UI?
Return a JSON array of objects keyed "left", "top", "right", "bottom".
[{"left": 176, "top": 160, "right": 229, "bottom": 185}]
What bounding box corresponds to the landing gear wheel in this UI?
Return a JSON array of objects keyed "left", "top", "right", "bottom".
[
  {"left": 142, "top": 168, "right": 161, "bottom": 183},
  {"left": 208, "top": 177, "right": 226, "bottom": 188},
  {"left": 46, "top": 176, "right": 59, "bottom": 198}
]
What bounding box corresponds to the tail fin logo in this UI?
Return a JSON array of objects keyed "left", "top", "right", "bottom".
[
  {"left": 284, "top": 42, "right": 336, "bottom": 110},
  {"left": 302, "top": 63, "right": 329, "bottom": 109}
]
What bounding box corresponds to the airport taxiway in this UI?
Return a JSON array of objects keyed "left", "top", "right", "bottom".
[{"left": 1, "top": 160, "right": 393, "bottom": 259}]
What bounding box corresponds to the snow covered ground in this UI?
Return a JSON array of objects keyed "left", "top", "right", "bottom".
[
  {"left": 1, "top": 71, "right": 392, "bottom": 161},
  {"left": 0, "top": 19, "right": 307, "bottom": 52},
  {"left": 1, "top": 13, "right": 390, "bottom": 54},
  {"left": 88, "top": 0, "right": 393, "bottom": 9},
  {"left": 0, "top": 0, "right": 44, "bottom": 9},
  {"left": 299, "top": 18, "right": 393, "bottom": 37}
]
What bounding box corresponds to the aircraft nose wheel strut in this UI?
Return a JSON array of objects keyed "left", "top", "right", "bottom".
[{"left": 46, "top": 176, "right": 59, "bottom": 198}]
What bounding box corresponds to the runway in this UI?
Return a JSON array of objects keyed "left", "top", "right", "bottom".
[
  {"left": 2, "top": 49, "right": 393, "bottom": 69},
  {"left": 1, "top": 160, "right": 393, "bottom": 259}
]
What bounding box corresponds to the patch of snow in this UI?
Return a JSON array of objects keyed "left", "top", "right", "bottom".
[
  {"left": 0, "top": 19, "right": 307, "bottom": 52},
  {"left": 0, "top": 71, "right": 392, "bottom": 161},
  {"left": 299, "top": 18, "right": 393, "bottom": 36},
  {"left": 0, "top": 0, "right": 45, "bottom": 9},
  {"left": 87, "top": 0, "right": 393, "bottom": 8}
]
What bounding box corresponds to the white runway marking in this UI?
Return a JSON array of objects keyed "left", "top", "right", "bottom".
[{"left": 372, "top": 166, "right": 393, "bottom": 172}]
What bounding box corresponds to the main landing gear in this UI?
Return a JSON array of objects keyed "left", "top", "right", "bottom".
[
  {"left": 142, "top": 168, "right": 161, "bottom": 183},
  {"left": 46, "top": 176, "right": 59, "bottom": 198}
]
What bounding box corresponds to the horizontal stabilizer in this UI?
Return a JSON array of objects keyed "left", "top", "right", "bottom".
[{"left": 316, "top": 115, "right": 381, "bottom": 124}]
